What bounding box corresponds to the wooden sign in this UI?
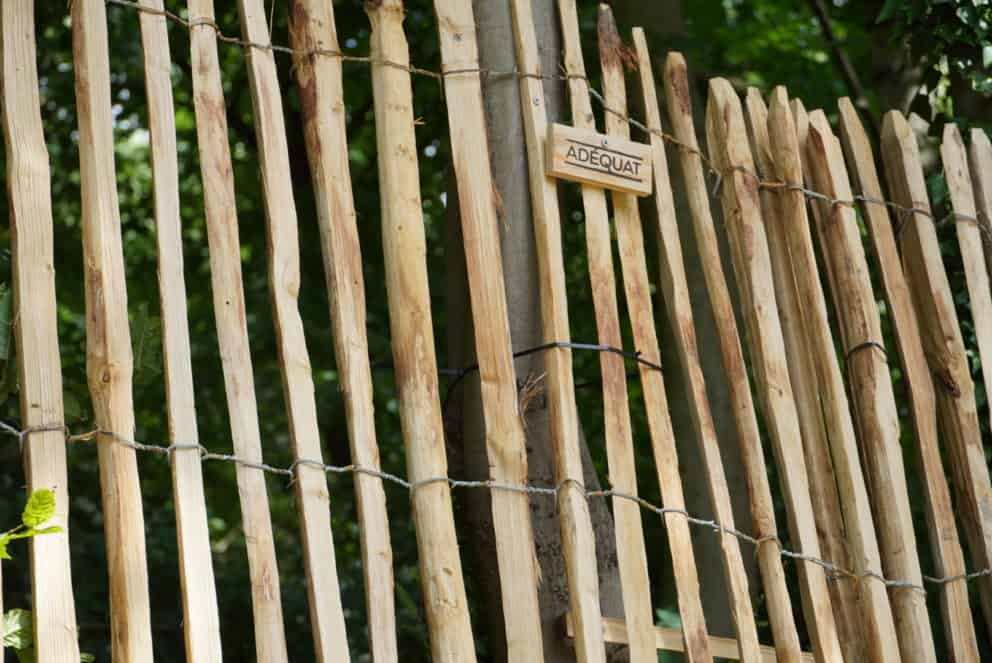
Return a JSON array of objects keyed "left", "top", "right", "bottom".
[{"left": 546, "top": 122, "right": 653, "bottom": 196}]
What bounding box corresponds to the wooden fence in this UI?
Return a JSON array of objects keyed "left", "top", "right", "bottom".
[{"left": 2, "top": 0, "right": 992, "bottom": 661}]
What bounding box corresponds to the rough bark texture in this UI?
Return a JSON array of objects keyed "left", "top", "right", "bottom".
[
  {"left": 446, "top": 1, "right": 625, "bottom": 661},
  {"left": 609, "top": 0, "right": 761, "bottom": 639}
]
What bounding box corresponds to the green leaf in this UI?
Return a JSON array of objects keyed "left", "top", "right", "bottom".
[
  {"left": 80, "top": 654, "right": 95, "bottom": 663},
  {"left": 0, "top": 536, "right": 11, "bottom": 560},
  {"left": 3, "top": 609, "right": 33, "bottom": 650},
  {"left": 14, "top": 648, "right": 36, "bottom": 663},
  {"left": 21, "top": 490, "right": 56, "bottom": 529}
]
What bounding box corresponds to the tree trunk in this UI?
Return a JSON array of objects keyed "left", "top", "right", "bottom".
[{"left": 446, "top": 1, "right": 625, "bottom": 661}]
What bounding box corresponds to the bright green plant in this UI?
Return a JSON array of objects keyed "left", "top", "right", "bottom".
[
  {"left": 0, "top": 489, "right": 60, "bottom": 561},
  {"left": 0, "top": 489, "right": 76, "bottom": 663}
]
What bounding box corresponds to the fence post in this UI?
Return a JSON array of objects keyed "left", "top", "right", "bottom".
[
  {"left": 968, "top": 130, "right": 992, "bottom": 279},
  {"left": 506, "top": 1, "right": 607, "bottom": 660},
  {"left": 236, "top": 2, "right": 353, "bottom": 660},
  {"left": 287, "top": 3, "right": 398, "bottom": 660},
  {"left": 134, "top": 2, "right": 225, "bottom": 661},
  {"left": 737, "top": 88, "right": 844, "bottom": 663},
  {"left": 429, "top": 0, "right": 546, "bottom": 658},
  {"left": 819, "top": 102, "right": 979, "bottom": 662},
  {"left": 364, "top": 2, "right": 478, "bottom": 660},
  {"left": 1, "top": 3, "right": 80, "bottom": 661},
  {"left": 942, "top": 125, "right": 992, "bottom": 438},
  {"left": 70, "top": 2, "right": 154, "bottom": 660},
  {"left": 706, "top": 78, "right": 900, "bottom": 663},
  {"left": 184, "top": 2, "right": 290, "bottom": 660},
  {"left": 881, "top": 111, "right": 992, "bottom": 639}
]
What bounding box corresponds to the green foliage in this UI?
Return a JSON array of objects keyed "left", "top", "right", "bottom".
[
  {"left": 880, "top": 0, "right": 992, "bottom": 110},
  {"left": 0, "top": 490, "right": 61, "bottom": 561}
]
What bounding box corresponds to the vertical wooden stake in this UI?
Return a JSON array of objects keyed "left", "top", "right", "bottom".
[
  {"left": 706, "top": 78, "right": 899, "bottom": 663},
  {"left": 968, "top": 129, "right": 992, "bottom": 280},
  {"left": 506, "top": 1, "right": 606, "bottom": 660},
  {"left": 236, "top": 2, "right": 352, "bottom": 660},
  {"left": 661, "top": 55, "right": 788, "bottom": 663},
  {"left": 747, "top": 89, "right": 866, "bottom": 662},
  {"left": 612, "top": 19, "right": 713, "bottom": 663},
  {"left": 756, "top": 92, "right": 900, "bottom": 663},
  {"left": 736, "top": 88, "right": 843, "bottom": 663},
  {"left": 828, "top": 100, "right": 978, "bottom": 662},
  {"left": 429, "top": 0, "right": 546, "bottom": 658},
  {"left": 135, "top": 1, "right": 224, "bottom": 661},
  {"left": 788, "top": 100, "right": 865, "bottom": 659},
  {"left": 881, "top": 111, "right": 992, "bottom": 639},
  {"left": 943, "top": 125, "right": 992, "bottom": 436},
  {"left": 365, "top": 2, "right": 478, "bottom": 661},
  {"left": 2, "top": 2, "right": 81, "bottom": 661},
  {"left": 185, "top": 2, "right": 289, "bottom": 660},
  {"left": 288, "top": 3, "right": 398, "bottom": 661},
  {"left": 71, "top": 3, "right": 154, "bottom": 660},
  {"left": 547, "top": 8, "right": 659, "bottom": 661}
]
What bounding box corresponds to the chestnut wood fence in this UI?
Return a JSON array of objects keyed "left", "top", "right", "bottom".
[{"left": 2, "top": 0, "right": 992, "bottom": 661}]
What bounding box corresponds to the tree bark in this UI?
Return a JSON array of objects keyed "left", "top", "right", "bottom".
[{"left": 446, "top": 1, "right": 625, "bottom": 661}]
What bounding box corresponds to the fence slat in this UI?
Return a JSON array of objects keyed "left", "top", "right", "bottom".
[
  {"left": 364, "top": 2, "right": 477, "bottom": 661},
  {"left": 738, "top": 88, "right": 844, "bottom": 663},
  {"left": 940, "top": 124, "right": 992, "bottom": 640},
  {"left": 185, "top": 2, "right": 289, "bottom": 660},
  {"left": 769, "top": 98, "right": 933, "bottom": 659},
  {"left": 662, "top": 55, "right": 787, "bottom": 663},
  {"left": 134, "top": 2, "right": 224, "bottom": 661},
  {"left": 788, "top": 99, "right": 866, "bottom": 659},
  {"left": 832, "top": 99, "right": 978, "bottom": 661},
  {"left": 943, "top": 125, "right": 992, "bottom": 435},
  {"left": 287, "top": 3, "right": 398, "bottom": 661},
  {"left": 706, "top": 78, "right": 899, "bottom": 663},
  {"left": 70, "top": 3, "right": 154, "bottom": 660},
  {"left": 968, "top": 130, "right": 992, "bottom": 281},
  {"left": 1, "top": 3, "right": 80, "bottom": 662},
  {"left": 506, "top": 1, "right": 606, "bottom": 660},
  {"left": 236, "top": 3, "right": 352, "bottom": 660},
  {"left": 629, "top": 25, "right": 713, "bottom": 663},
  {"left": 880, "top": 111, "right": 992, "bottom": 640},
  {"left": 584, "top": 9, "right": 661, "bottom": 662},
  {"left": 429, "top": 1, "right": 546, "bottom": 658}
]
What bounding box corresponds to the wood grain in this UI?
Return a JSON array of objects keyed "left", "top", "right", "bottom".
[
  {"left": 186, "top": 2, "right": 289, "bottom": 660},
  {"left": 968, "top": 129, "right": 992, "bottom": 283},
  {"left": 507, "top": 0, "right": 606, "bottom": 660},
  {"left": 881, "top": 111, "right": 992, "bottom": 641},
  {"left": 587, "top": 8, "right": 662, "bottom": 661},
  {"left": 788, "top": 99, "right": 865, "bottom": 660},
  {"left": 365, "top": 2, "right": 478, "bottom": 660},
  {"left": 71, "top": 2, "right": 153, "bottom": 659},
  {"left": 237, "top": 1, "right": 352, "bottom": 660},
  {"left": 430, "top": 0, "right": 545, "bottom": 658},
  {"left": 288, "top": 2, "right": 398, "bottom": 660},
  {"left": 837, "top": 99, "right": 977, "bottom": 662},
  {"left": 627, "top": 24, "right": 713, "bottom": 663},
  {"left": 1, "top": 3, "right": 80, "bottom": 661},
  {"left": 135, "top": 1, "right": 224, "bottom": 660},
  {"left": 739, "top": 87, "right": 842, "bottom": 663},
  {"left": 661, "top": 54, "right": 781, "bottom": 663}
]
